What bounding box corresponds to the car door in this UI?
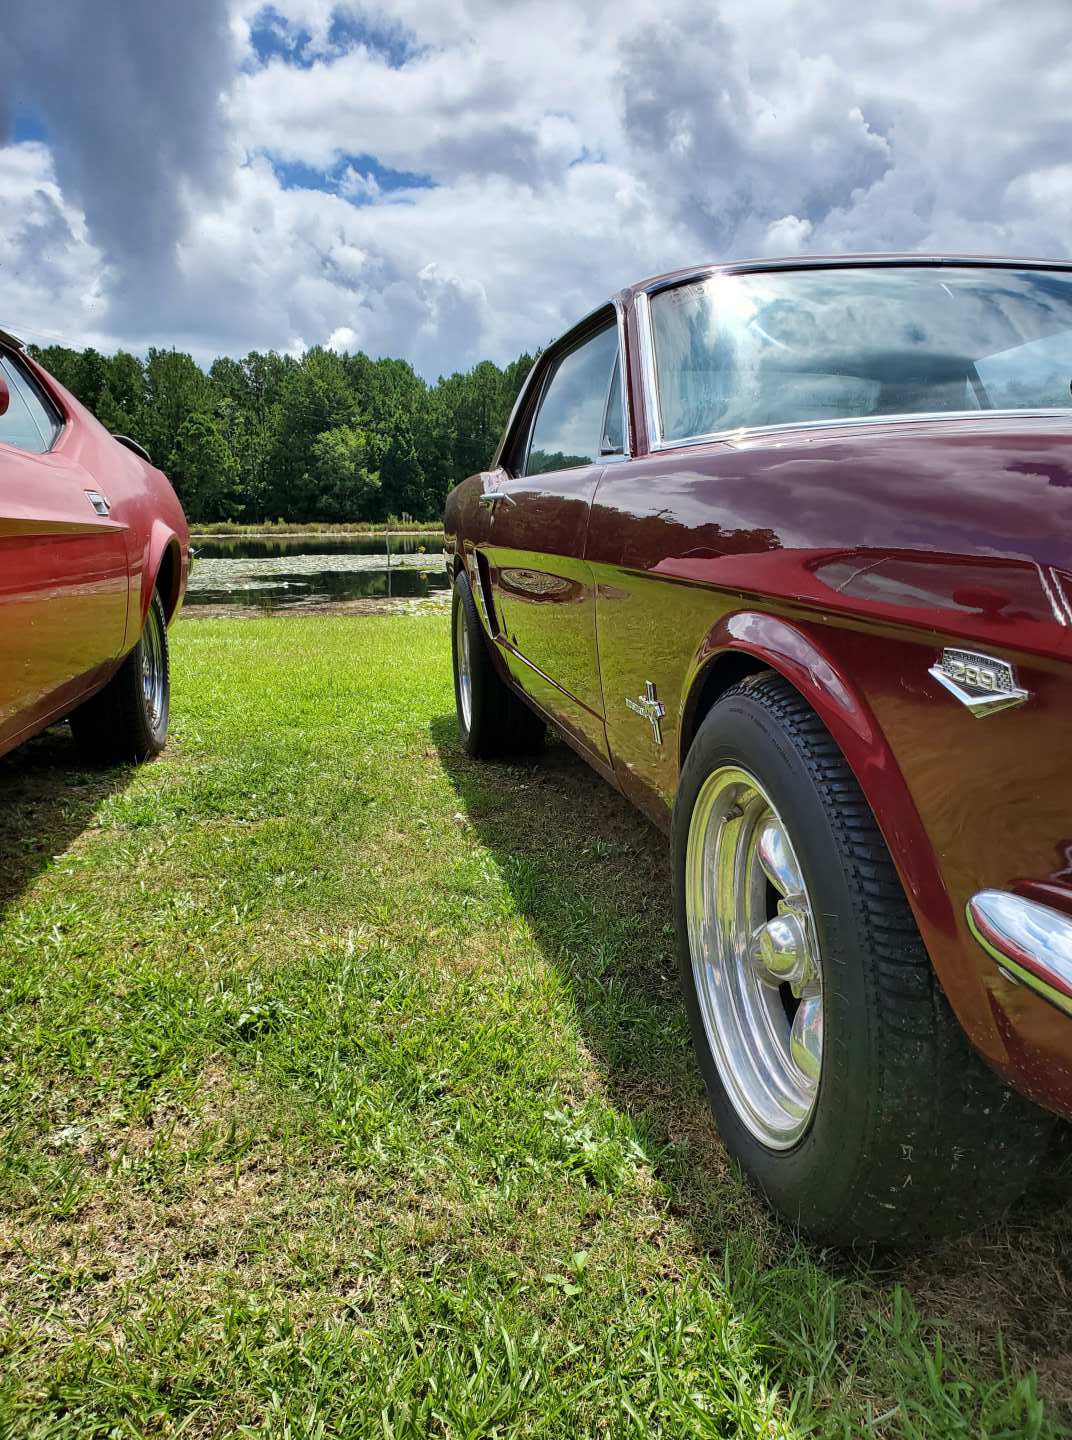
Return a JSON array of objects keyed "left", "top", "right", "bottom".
[
  {"left": 0, "top": 348, "right": 129, "bottom": 750},
  {"left": 480, "top": 313, "right": 626, "bottom": 765}
]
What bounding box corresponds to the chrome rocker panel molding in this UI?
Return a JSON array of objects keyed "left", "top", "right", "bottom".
[{"left": 967, "top": 889, "right": 1072, "bottom": 1018}]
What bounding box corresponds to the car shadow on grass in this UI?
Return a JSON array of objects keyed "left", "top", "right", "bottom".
[
  {"left": 0, "top": 725, "right": 134, "bottom": 923},
  {"left": 431, "top": 714, "right": 1072, "bottom": 1414}
]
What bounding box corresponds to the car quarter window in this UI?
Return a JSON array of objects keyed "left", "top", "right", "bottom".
[
  {"left": 0, "top": 352, "right": 62, "bottom": 454},
  {"left": 524, "top": 322, "right": 621, "bottom": 476},
  {"left": 648, "top": 266, "right": 1072, "bottom": 442}
]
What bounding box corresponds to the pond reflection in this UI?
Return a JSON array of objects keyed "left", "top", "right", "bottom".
[{"left": 186, "top": 532, "right": 449, "bottom": 613}]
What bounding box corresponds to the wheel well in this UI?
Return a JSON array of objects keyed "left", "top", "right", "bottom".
[
  {"left": 154, "top": 541, "right": 182, "bottom": 623},
  {"left": 679, "top": 652, "right": 771, "bottom": 766}
]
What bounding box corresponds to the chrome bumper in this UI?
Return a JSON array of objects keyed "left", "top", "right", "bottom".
[{"left": 967, "top": 890, "right": 1072, "bottom": 1018}]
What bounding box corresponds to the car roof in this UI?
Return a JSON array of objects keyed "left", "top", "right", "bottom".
[{"left": 615, "top": 252, "right": 1072, "bottom": 304}]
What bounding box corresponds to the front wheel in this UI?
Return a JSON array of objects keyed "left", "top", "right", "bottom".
[
  {"left": 672, "top": 671, "right": 1052, "bottom": 1246},
  {"left": 71, "top": 589, "right": 171, "bottom": 763}
]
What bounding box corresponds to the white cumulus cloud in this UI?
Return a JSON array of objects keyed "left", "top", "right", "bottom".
[{"left": 1, "top": 0, "right": 1070, "bottom": 373}]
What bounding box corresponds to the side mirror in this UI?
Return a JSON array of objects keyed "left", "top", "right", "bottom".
[{"left": 0, "top": 374, "right": 9, "bottom": 418}]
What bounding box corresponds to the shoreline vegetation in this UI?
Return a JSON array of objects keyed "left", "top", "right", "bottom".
[{"left": 190, "top": 519, "right": 446, "bottom": 538}]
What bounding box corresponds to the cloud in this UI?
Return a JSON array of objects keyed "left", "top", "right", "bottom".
[
  {"left": 2, "top": 0, "right": 1071, "bottom": 374},
  {"left": 5, "top": 0, "right": 237, "bottom": 331}
]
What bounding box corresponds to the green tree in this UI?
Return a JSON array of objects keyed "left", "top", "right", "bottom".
[
  {"left": 268, "top": 349, "right": 356, "bottom": 519},
  {"left": 29, "top": 335, "right": 542, "bottom": 523},
  {"left": 378, "top": 414, "right": 426, "bottom": 519},
  {"left": 308, "top": 426, "right": 380, "bottom": 519},
  {"left": 170, "top": 413, "right": 241, "bottom": 523}
]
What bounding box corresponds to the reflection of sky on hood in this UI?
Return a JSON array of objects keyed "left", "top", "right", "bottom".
[{"left": 653, "top": 267, "right": 1072, "bottom": 439}]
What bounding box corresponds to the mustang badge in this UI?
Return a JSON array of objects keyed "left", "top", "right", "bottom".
[
  {"left": 626, "top": 680, "right": 666, "bottom": 743},
  {"left": 928, "top": 647, "right": 1029, "bottom": 717}
]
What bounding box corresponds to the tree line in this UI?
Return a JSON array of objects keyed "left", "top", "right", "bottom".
[{"left": 29, "top": 342, "right": 536, "bottom": 524}]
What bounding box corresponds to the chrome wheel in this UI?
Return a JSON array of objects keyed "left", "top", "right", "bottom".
[
  {"left": 455, "top": 596, "right": 472, "bottom": 730},
  {"left": 141, "top": 600, "right": 166, "bottom": 734},
  {"left": 685, "top": 765, "right": 823, "bottom": 1149}
]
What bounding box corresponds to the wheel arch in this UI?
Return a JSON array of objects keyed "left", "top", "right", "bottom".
[
  {"left": 143, "top": 525, "right": 184, "bottom": 627},
  {"left": 678, "top": 609, "right": 957, "bottom": 945}
]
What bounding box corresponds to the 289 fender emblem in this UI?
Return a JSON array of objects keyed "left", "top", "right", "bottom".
[{"left": 928, "top": 647, "right": 1029, "bottom": 717}]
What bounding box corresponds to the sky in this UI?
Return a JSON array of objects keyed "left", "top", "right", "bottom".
[{"left": 2, "top": 0, "right": 1071, "bottom": 380}]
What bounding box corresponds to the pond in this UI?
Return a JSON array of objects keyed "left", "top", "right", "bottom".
[{"left": 184, "top": 532, "right": 449, "bottom": 615}]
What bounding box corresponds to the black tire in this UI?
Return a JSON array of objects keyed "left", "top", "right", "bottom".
[
  {"left": 70, "top": 589, "right": 171, "bottom": 763},
  {"left": 672, "top": 671, "right": 1053, "bottom": 1246},
  {"left": 452, "top": 570, "right": 543, "bottom": 758}
]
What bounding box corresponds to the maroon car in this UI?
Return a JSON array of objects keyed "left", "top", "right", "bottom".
[
  {"left": 445, "top": 255, "right": 1072, "bottom": 1244},
  {"left": 0, "top": 330, "right": 188, "bottom": 763}
]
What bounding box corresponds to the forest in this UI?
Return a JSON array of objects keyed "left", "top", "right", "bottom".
[{"left": 29, "top": 342, "right": 535, "bottom": 525}]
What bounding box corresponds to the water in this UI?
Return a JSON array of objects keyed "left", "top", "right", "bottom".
[{"left": 185, "top": 531, "right": 449, "bottom": 613}]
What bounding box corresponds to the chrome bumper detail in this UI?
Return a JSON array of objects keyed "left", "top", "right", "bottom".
[{"left": 967, "top": 890, "right": 1072, "bottom": 1018}]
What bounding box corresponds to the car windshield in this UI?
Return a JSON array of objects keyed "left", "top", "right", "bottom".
[{"left": 648, "top": 265, "right": 1072, "bottom": 441}]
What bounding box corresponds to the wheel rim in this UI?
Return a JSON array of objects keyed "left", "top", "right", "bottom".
[
  {"left": 685, "top": 765, "right": 823, "bottom": 1149},
  {"left": 455, "top": 599, "right": 472, "bottom": 731},
  {"left": 141, "top": 602, "right": 166, "bottom": 733}
]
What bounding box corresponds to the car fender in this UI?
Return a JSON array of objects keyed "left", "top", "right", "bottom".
[
  {"left": 682, "top": 608, "right": 958, "bottom": 949},
  {"left": 141, "top": 520, "right": 185, "bottom": 629}
]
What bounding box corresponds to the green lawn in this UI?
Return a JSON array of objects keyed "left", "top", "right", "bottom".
[{"left": 0, "top": 612, "right": 1067, "bottom": 1438}]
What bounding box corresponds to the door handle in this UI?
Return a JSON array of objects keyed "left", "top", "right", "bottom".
[
  {"left": 478, "top": 491, "right": 516, "bottom": 509},
  {"left": 84, "top": 490, "right": 111, "bottom": 516}
]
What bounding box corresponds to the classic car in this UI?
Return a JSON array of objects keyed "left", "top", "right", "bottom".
[
  {"left": 444, "top": 255, "right": 1072, "bottom": 1245},
  {"left": 0, "top": 330, "right": 188, "bottom": 763}
]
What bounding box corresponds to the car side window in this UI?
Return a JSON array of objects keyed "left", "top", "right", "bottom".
[
  {"left": 602, "top": 351, "right": 624, "bottom": 455},
  {"left": 525, "top": 324, "right": 620, "bottom": 476},
  {"left": 0, "top": 353, "right": 62, "bottom": 454}
]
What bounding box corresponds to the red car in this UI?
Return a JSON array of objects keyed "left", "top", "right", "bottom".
[
  {"left": 445, "top": 255, "right": 1072, "bottom": 1245},
  {"left": 0, "top": 330, "right": 188, "bottom": 763}
]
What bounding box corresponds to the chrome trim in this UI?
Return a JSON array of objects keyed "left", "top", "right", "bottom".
[
  {"left": 927, "top": 648, "right": 1029, "bottom": 717},
  {"left": 685, "top": 765, "right": 823, "bottom": 1148},
  {"left": 141, "top": 599, "right": 167, "bottom": 735},
  {"left": 614, "top": 299, "right": 633, "bottom": 460},
  {"left": 1038, "top": 564, "right": 1072, "bottom": 628},
  {"left": 646, "top": 407, "right": 1072, "bottom": 455},
  {"left": 634, "top": 289, "right": 663, "bottom": 452},
  {"left": 84, "top": 489, "right": 110, "bottom": 517},
  {"left": 630, "top": 253, "right": 1072, "bottom": 304},
  {"left": 624, "top": 680, "right": 666, "bottom": 744},
  {"left": 967, "top": 890, "right": 1072, "bottom": 1019},
  {"left": 454, "top": 594, "right": 473, "bottom": 731}
]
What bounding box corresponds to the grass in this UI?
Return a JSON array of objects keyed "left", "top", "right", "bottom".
[{"left": 0, "top": 611, "right": 1068, "bottom": 1438}]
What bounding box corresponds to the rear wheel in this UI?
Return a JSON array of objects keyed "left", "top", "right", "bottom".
[
  {"left": 71, "top": 589, "right": 170, "bottom": 763},
  {"left": 672, "top": 671, "right": 1052, "bottom": 1245},
  {"left": 452, "top": 570, "right": 543, "bottom": 758}
]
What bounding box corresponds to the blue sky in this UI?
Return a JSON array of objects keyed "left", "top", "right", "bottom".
[{"left": 3, "top": 0, "right": 1071, "bottom": 377}]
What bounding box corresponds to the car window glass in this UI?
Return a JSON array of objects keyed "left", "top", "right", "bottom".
[
  {"left": 0, "top": 353, "right": 60, "bottom": 453},
  {"left": 650, "top": 267, "right": 1072, "bottom": 440},
  {"left": 525, "top": 324, "right": 619, "bottom": 475},
  {"left": 975, "top": 331, "right": 1072, "bottom": 409},
  {"left": 602, "top": 352, "right": 624, "bottom": 455},
  {"left": 0, "top": 355, "right": 52, "bottom": 453}
]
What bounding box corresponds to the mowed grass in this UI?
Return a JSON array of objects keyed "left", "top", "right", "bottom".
[{"left": 0, "top": 612, "right": 1068, "bottom": 1438}]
